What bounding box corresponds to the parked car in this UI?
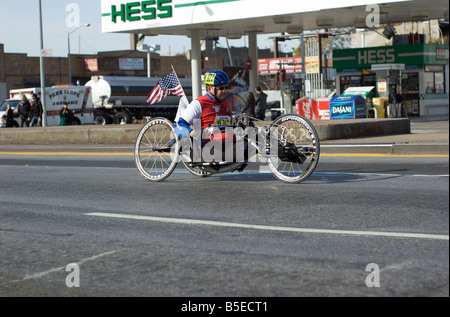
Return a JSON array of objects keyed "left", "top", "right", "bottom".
[
  {"left": 265, "top": 101, "right": 282, "bottom": 120},
  {"left": 0, "top": 99, "right": 20, "bottom": 128}
]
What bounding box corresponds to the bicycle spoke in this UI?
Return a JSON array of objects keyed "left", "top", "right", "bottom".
[
  {"left": 134, "top": 118, "right": 179, "bottom": 182},
  {"left": 267, "top": 114, "right": 320, "bottom": 183}
]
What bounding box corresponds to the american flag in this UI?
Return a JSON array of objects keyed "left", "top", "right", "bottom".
[{"left": 146, "top": 71, "right": 185, "bottom": 104}]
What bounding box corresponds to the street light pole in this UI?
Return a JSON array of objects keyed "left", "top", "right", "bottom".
[
  {"left": 147, "top": 48, "right": 151, "bottom": 78},
  {"left": 142, "top": 44, "right": 160, "bottom": 78},
  {"left": 68, "top": 23, "right": 90, "bottom": 85},
  {"left": 67, "top": 33, "right": 72, "bottom": 84},
  {"left": 38, "top": 0, "right": 47, "bottom": 127}
]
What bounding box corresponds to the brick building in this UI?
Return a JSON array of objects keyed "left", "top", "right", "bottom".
[{"left": 0, "top": 41, "right": 273, "bottom": 101}]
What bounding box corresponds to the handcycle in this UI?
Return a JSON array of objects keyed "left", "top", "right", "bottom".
[{"left": 134, "top": 113, "right": 320, "bottom": 184}]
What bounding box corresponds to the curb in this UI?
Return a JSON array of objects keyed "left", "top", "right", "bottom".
[
  {"left": 0, "top": 118, "right": 412, "bottom": 145},
  {"left": 2, "top": 118, "right": 447, "bottom": 155},
  {"left": 320, "top": 143, "right": 449, "bottom": 155},
  {"left": 313, "top": 118, "right": 410, "bottom": 140}
]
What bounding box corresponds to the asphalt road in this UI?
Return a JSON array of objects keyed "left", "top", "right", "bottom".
[{"left": 0, "top": 148, "right": 448, "bottom": 299}]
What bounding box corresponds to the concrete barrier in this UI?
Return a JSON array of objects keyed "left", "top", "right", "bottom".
[
  {"left": 0, "top": 118, "right": 411, "bottom": 145},
  {"left": 313, "top": 118, "right": 411, "bottom": 140}
]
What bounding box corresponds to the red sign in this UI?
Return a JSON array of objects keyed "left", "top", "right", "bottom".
[
  {"left": 296, "top": 97, "right": 314, "bottom": 119},
  {"left": 313, "top": 97, "right": 330, "bottom": 120},
  {"left": 84, "top": 59, "right": 98, "bottom": 72},
  {"left": 258, "top": 57, "right": 303, "bottom": 75}
]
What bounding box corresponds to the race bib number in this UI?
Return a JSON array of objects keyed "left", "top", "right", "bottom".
[
  {"left": 204, "top": 72, "right": 217, "bottom": 86},
  {"left": 214, "top": 115, "right": 231, "bottom": 126}
]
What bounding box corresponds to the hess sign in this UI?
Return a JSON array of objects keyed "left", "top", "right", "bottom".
[{"left": 107, "top": 0, "right": 173, "bottom": 23}]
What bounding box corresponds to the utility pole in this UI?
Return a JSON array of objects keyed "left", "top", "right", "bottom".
[
  {"left": 273, "top": 35, "right": 286, "bottom": 58},
  {"left": 317, "top": 32, "right": 329, "bottom": 84},
  {"left": 68, "top": 23, "right": 90, "bottom": 85},
  {"left": 38, "top": 0, "right": 47, "bottom": 127}
]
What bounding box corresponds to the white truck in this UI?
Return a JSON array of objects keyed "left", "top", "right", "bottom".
[
  {"left": 85, "top": 76, "right": 193, "bottom": 125},
  {"left": 0, "top": 86, "right": 94, "bottom": 127}
]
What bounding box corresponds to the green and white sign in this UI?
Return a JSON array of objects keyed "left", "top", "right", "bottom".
[
  {"left": 333, "top": 44, "right": 449, "bottom": 72},
  {"left": 101, "top": 0, "right": 412, "bottom": 34},
  {"left": 101, "top": 0, "right": 248, "bottom": 33},
  {"left": 420, "top": 93, "right": 449, "bottom": 100},
  {"left": 106, "top": 0, "right": 174, "bottom": 23}
]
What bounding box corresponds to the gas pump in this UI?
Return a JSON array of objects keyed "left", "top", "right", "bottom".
[{"left": 291, "top": 81, "right": 302, "bottom": 107}]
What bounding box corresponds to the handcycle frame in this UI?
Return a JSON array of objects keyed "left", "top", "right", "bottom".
[{"left": 134, "top": 113, "right": 320, "bottom": 183}]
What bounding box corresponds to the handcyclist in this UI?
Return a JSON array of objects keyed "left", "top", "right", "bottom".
[
  {"left": 176, "top": 70, "right": 232, "bottom": 138},
  {"left": 176, "top": 70, "right": 246, "bottom": 163}
]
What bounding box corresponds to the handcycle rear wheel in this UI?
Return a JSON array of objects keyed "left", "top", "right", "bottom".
[
  {"left": 267, "top": 114, "right": 320, "bottom": 184},
  {"left": 134, "top": 117, "right": 179, "bottom": 182}
]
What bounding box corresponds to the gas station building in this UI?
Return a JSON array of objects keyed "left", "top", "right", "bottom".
[{"left": 333, "top": 43, "right": 449, "bottom": 117}]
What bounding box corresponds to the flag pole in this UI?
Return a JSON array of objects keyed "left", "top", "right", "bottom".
[
  {"left": 171, "top": 64, "right": 187, "bottom": 102},
  {"left": 171, "top": 65, "right": 189, "bottom": 124},
  {"left": 171, "top": 65, "right": 184, "bottom": 94}
]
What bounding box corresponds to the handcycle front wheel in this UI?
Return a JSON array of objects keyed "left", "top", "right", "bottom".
[
  {"left": 134, "top": 117, "right": 179, "bottom": 182},
  {"left": 267, "top": 114, "right": 320, "bottom": 184}
]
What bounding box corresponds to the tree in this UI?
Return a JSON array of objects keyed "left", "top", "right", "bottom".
[{"left": 293, "top": 27, "right": 354, "bottom": 58}]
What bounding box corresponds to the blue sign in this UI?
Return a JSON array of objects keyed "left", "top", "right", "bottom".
[{"left": 330, "top": 95, "right": 366, "bottom": 119}]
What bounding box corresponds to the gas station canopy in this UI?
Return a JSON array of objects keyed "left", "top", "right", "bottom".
[
  {"left": 101, "top": 0, "right": 448, "bottom": 38},
  {"left": 100, "top": 0, "right": 448, "bottom": 100}
]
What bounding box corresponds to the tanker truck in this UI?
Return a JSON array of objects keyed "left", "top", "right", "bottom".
[{"left": 85, "top": 76, "right": 193, "bottom": 125}]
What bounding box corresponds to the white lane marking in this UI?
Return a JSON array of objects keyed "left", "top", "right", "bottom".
[
  {"left": 314, "top": 172, "right": 449, "bottom": 178},
  {"left": 13, "top": 251, "right": 117, "bottom": 282},
  {"left": 86, "top": 212, "right": 449, "bottom": 241}
]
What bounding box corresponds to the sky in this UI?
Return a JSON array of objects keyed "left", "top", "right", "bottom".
[{"left": 0, "top": 0, "right": 296, "bottom": 58}]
